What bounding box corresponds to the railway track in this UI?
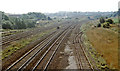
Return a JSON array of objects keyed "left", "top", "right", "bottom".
[
  {"left": 80, "top": 33, "right": 98, "bottom": 69},
  {"left": 2, "top": 30, "right": 56, "bottom": 70},
  {"left": 1, "top": 24, "right": 61, "bottom": 48},
  {"left": 73, "top": 32, "right": 94, "bottom": 70},
  {"left": 1, "top": 28, "right": 46, "bottom": 48},
  {"left": 70, "top": 23, "right": 94, "bottom": 70},
  {"left": 4, "top": 24, "right": 72, "bottom": 71},
  {"left": 25, "top": 26, "right": 71, "bottom": 71}
]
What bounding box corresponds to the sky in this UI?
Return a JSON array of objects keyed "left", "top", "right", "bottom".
[{"left": 0, "top": 0, "right": 119, "bottom": 14}]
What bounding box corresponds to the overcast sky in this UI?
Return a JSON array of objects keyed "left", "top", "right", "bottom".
[{"left": 0, "top": 0, "right": 119, "bottom": 14}]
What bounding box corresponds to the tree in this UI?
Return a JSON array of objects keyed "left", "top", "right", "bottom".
[
  {"left": 2, "top": 14, "right": 9, "bottom": 20},
  {"left": 2, "top": 21, "right": 12, "bottom": 29},
  {"left": 106, "top": 17, "right": 108, "bottom": 19},
  {"left": 48, "top": 17, "right": 52, "bottom": 20},
  {"left": 22, "top": 12, "right": 47, "bottom": 20},
  {"left": 106, "top": 19, "right": 114, "bottom": 24},
  {"left": 25, "top": 20, "right": 35, "bottom": 28},
  {"left": 14, "top": 18, "right": 26, "bottom": 29},
  {"left": 27, "top": 22, "right": 35, "bottom": 28},
  {"left": 21, "top": 20, "right": 26, "bottom": 29},
  {"left": 14, "top": 18, "right": 21, "bottom": 29},
  {"left": 99, "top": 17, "right": 105, "bottom": 23},
  {"left": 118, "top": 8, "right": 120, "bottom": 23}
]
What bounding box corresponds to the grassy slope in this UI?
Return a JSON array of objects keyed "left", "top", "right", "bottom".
[{"left": 86, "top": 28, "right": 118, "bottom": 69}]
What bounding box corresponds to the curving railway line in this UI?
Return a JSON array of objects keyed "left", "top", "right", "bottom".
[
  {"left": 71, "top": 23, "right": 94, "bottom": 70},
  {"left": 74, "top": 32, "right": 94, "bottom": 70}
]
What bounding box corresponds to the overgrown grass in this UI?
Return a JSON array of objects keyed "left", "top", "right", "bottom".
[
  {"left": 86, "top": 28, "right": 118, "bottom": 69},
  {"left": 80, "top": 23, "right": 107, "bottom": 69},
  {"left": 80, "top": 21, "right": 119, "bottom": 69},
  {"left": 82, "top": 34, "right": 108, "bottom": 69},
  {"left": 2, "top": 28, "right": 56, "bottom": 59},
  {"left": 113, "top": 18, "right": 119, "bottom": 23},
  {"left": 2, "top": 28, "right": 36, "bottom": 37}
]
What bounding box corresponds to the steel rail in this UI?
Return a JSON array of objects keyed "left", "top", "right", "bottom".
[
  {"left": 17, "top": 26, "right": 71, "bottom": 71},
  {"left": 78, "top": 32, "right": 94, "bottom": 70},
  {"left": 32, "top": 27, "right": 71, "bottom": 71},
  {"left": 5, "top": 31, "right": 57, "bottom": 71}
]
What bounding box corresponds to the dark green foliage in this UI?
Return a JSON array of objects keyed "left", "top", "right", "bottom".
[
  {"left": 106, "top": 17, "right": 108, "bottom": 19},
  {"left": 119, "top": 18, "right": 120, "bottom": 23},
  {"left": 48, "top": 17, "right": 52, "bottom": 20},
  {"left": 99, "top": 17, "right": 105, "bottom": 23},
  {"left": 26, "top": 21, "right": 35, "bottom": 28},
  {"left": 21, "top": 14, "right": 30, "bottom": 19},
  {"left": 103, "top": 22, "right": 110, "bottom": 28},
  {"left": 2, "top": 21, "right": 12, "bottom": 29},
  {"left": 2, "top": 17, "right": 27, "bottom": 29},
  {"left": 27, "top": 23, "right": 35, "bottom": 28},
  {"left": 106, "top": 19, "right": 114, "bottom": 24},
  {"left": 118, "top": 8, "right": 120, "bottom": 23},
  {"left": 21, "top": 20, "right": 27, "bottom": 29},
  {"left": 1, "top": 12, "right": 52, "bottom": 29},
  {"left": 14, "top": 18, "right": 26, "bottom": 29},
  {"left": 2, "top": 13, "right": 9, "bottom": 20},
  {"left": 97, "top": 23, "right": 101, "bottom": 27},
  {"left": 20, "top": 12, "right": 47, "bottom": 20}
]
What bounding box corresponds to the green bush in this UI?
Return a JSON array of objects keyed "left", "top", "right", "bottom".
[
  {"left": 106, "top": 19, "right": 114, "bottom": 24},
  {"left": 99, "top": 17, "right": 105, "bottom": 23},
  {"left": 97, "top": 23, "right": 101, "bottom": 27},
  {"left": 103, "top": 22, "right": 110, "bottom": 28},
  {"left": 2, "top": 21, "right": 12, "bottom": 29}
]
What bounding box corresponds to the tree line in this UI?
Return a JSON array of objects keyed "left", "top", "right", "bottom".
[{"left": 1, "top": 12, "right": 52, "bottom": 29}]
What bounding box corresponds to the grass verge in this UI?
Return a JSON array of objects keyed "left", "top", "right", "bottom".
[{"left": 80, "top": 21, "right": 118, "bottom": 69}]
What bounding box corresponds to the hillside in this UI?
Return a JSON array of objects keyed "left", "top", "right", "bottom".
[
  {"left": 80, "top": 16, "right": 119, "bottom": 69},
  {"left": 86, "top": 28, "right": 118, "bottom": 69}
]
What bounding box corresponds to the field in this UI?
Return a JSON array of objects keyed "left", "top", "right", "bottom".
[{"left": 86, "top": 27, "right": 118, "bottom": 69}]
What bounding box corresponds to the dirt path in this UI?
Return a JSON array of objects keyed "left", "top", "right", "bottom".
[{"left": 65, "top": 41, "right": 78, "bottom": 69}]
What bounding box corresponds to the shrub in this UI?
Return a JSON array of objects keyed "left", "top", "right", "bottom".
[
  {"left": 97, "top": 23, "right": 101, "bottom": 27},
  {"left": 103, "top": 22, "right": 110, "bottom": 28},
  {"left": 48, "top": 17, "right": 52, "bottom": 20},
  {"left": 100, "top": 17, "right": 105, "bottom": 23},
  {"left": 106, "top": 19, "right": 114, "bottom": 24},
  {"left": 2, "top": 21, "right": 12, "bottom": 29}
]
